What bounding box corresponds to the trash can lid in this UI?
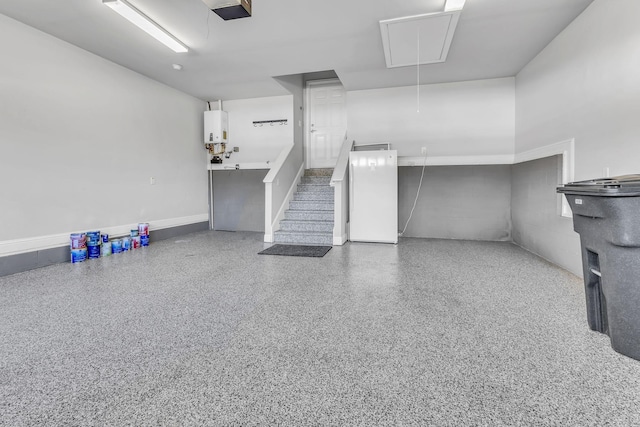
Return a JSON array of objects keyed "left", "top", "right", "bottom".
[{"left": 557, "top": 174, "right": 640, "bottom": 196}]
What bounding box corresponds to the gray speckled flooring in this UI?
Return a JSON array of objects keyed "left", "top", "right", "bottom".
[{"left": 1, "top": 231, "right": 640, "bottom": 426}]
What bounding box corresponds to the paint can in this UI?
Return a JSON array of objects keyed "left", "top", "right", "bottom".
[
  {"left": 140, "top": 234, "right": 150, "bottom": 247},
  {"left": 70, "top": 233, "right": 86, "bottom": 249},
  {"left": 87, "top": 243, "right": 100, "bottom": 259},
  {"left": 122, "top": 236, "right": 131, "bottom": 251},
  {"left": 112, "top": 239, "right": 123, "bottom": 254},
  {"left": 102, "top": 234, "right": 109, "bottom": 243},
  {"left": 132, "top": 236, "right": 141, "bottom": 249},
  {"left": 87, "top": 231, "right": 100, "bottom": 243},
  {"left": 101, "top": 241, "right": 112, "bottom": 257},
  {"left": 71, "top": 248, "right": 87, "bottom": 263},
  {"left": 130, "top": 229, "right": 139, "bottom": 237},
  {"left": 138, "top": 223, "right": 149, "bottom": 236}
]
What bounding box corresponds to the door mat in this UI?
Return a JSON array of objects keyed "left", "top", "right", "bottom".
[{"left": 258, "top": 244, "right": 332, "bottom": 257}]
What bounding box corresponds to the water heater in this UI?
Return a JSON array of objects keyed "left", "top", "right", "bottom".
[{"left": 204, "top": 110, "right": 228, "bottom": 144}]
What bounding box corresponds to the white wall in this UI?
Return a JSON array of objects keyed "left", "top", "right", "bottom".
[
  {"left": 0, "top": 14, "right": 207, "bottom": 255},
  {"left": 514, "top": 0, "right": 640, "bottom": 275},
  {"left": 516, "top": 0, "right": 640, "bottom": 178},
  {"left": 347, "top": 78, "right": 515, "bottom": 159},
  {"left": 218, "top": 96, "right": 294, "bottom": 164}
]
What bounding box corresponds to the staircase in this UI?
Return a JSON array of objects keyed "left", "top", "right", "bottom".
[{"left": 274, "top": 169, "right": 334, "bottom": 246}]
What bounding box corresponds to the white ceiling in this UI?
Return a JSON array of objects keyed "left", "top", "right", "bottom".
[{"left": 0, "top": 0, "right": 594, "bottom": 101}]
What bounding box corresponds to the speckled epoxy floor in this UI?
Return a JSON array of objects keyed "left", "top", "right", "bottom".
[{"left": 1, "top": 231, "right": 640, "bottom": 426}]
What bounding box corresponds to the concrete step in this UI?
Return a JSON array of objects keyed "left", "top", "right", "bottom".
[
  {"left": 279, "top": 219, "right": 334, "bottom": 233},
  {"left": 289, "top": 200, "right": 334, "bottom": 211},
  {"left": 284, "top": 210, "right": 334, "bottom": 221},
  {"left": 274, "top": 230, "right": 333, "bottom": 245},
  {"left": 293, "top": 191, "right": 334, "bottom": 201}
]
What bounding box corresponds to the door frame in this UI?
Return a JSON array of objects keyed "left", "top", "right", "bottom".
[{"left": 304, "top": 78, "right": 343, "bottom": 169}]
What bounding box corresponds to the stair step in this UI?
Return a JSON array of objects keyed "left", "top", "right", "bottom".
[
  {"left": 304, "top": 168, "right": 334, "bottom": 177},
  {"left": 301, "top": 176, "right": 331, "bottom": 185},
  {"left": 297, "top": 184, "right": 333, "bottom": 193},
  {"left": 284, "top": 210, "right": 334, "bottom": 221},
  {"left": 289, "top": 200, "right": 334, "bottom": 211},
  {"left": 280, "top": 219, "right": 334, "bottom": 233},
  {"left": 293, "top": 192, "right": 334, "bottom": 201},
  {"left": 274, "top": 230, "right": 333, "bottom": 245}
]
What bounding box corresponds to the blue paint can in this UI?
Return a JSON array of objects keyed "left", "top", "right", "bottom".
[
  {"left": 102, "top": 234, "right": 109, "bottom": 243},
  {"left": 122, "top": 236, "right": 131, "bottom": 251},
  {"left": 71, "top": 248, "right": 87, "bottom": 263},
  {"left": 87, "top": 243, "right": 100, "bottom": 259},
  {"left": 86, "top": 231, "right": 101, "bottom": 245},
  {"left": 112, "top": 239, "right": 123, "bottom": 254},
  {"left": 130, "top": 229, "right": 139, "bottom": 237},
  {"left": 140, "top": 235, "right": 150, "bottom": 247}
]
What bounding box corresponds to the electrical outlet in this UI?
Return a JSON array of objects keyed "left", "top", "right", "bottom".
[
  {"left": 233, "top": 146, "right": 239, "bottom": 152},
  {"left": 421, "top": 147, "right": 427, "bottom": 155}
]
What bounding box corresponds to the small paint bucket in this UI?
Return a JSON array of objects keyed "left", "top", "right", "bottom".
[
  {"left": 138, "top": 223, "right": 149, "bottom": 236},
  {"left": 132, "top": 236, "right": 141, "bottom": 249},
  {"left": 122, "top": 236, "right": 131, "bottom": 251},
  {"left": 140, "top": 235, "right": 150, "bottom": 247},
  {"left": 102, "top": 234, "right": 109, "bottom": 243},
  {"left": 101, "top": 241, "right": 112, "bottom": 257},
  {"left": 130, "top": 229, "right": 139, "bottom": 237},
  {"left": 112, "top": 239, "right": 123, "bottom": 254},
  {"left": 70, "top": 233, "right": 86, "bottom": 249},
  {"left": 71, "top": 248, "right": 87, "bottom": 263},
  {"left": 87, "top": 243, "right": 100, "bottom": 259},
  {"left": 86, "top": 231, "right": 101, "bottom": 245}
]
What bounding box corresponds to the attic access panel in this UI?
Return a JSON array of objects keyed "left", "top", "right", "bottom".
[
  {"left": 380, "top": 11, "right": 461, "bottom": 68},
  {"left": 203, "top": 0, "right": 252, "bottom": 20}
]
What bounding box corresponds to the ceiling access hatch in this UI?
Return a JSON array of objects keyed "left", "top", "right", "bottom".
[
  {"left": 203, "top": 0, "right": 252, "bottom": 20},
  {"left": 380, "top": 11, "right": 461, "bottom": 68}
]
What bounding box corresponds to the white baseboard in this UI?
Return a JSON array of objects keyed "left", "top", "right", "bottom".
[{"left": 0, "top": 213, "right": 209, "bottom": 257}]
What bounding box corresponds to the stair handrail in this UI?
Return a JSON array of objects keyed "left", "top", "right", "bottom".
[
  {"left": 329, "top": 136, "right": 354, "bottom": 245},
  {"left": 330, "top": 135, "right": 354, "bottom": 186}
]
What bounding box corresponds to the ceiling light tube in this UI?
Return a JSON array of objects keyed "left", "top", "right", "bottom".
[
  {"left": 102, "top": 0, "right": 188, "bottom": 53},
  {"left": 444, "top": 0, "right": 466, "bottom": 12}
]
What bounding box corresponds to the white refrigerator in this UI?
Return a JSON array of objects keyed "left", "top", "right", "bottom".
[{"left": 349, "top": 150, "right": 398, "bottom": 244}]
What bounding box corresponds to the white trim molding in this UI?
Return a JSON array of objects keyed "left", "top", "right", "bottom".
[
  {"left": 399, "top": 154, "right": 515, "bottom": 167},
  {"left": 514, "top": 138, "right": 575, "bottom": 217},
  {"left": 0, "top": 213, "right": 209, "bottom": 257}
]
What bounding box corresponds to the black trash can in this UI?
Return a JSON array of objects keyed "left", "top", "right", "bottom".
[{"left": 558, "top": 175, "right": 640, "bottom": 360}]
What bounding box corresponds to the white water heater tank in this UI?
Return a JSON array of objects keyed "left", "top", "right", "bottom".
[{"left": 204, "top": 110, "right": 228, "bottom": 144}]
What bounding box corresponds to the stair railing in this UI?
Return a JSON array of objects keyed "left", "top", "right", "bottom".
[
  {"left": 263, "top": 144, "right": 305, "bottom": 243},
  {"left": 330, "top": 137, "right": 354, "bottom": 245}
]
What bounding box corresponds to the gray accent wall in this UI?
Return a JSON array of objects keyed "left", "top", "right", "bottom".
[
  {"left": 399, "top": 165, "right": 512, "bottom": 241},
  {"left": 212, "top": 170, "right": 268, "bottom": 232},
  {"left": 511, "top": 156, "right": 582, "bottom": 276}
]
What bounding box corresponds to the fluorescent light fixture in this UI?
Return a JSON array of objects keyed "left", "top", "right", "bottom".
[
  {"left": 444, "top": 0, "right": 466, "bottom": 12},
  {"left": 102, "top": 0, "right": 188, "bottom": 53}
]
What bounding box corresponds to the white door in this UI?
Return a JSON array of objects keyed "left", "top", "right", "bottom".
[{"left": 305, "top": 80, "right": 347, "bottom": 169}]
